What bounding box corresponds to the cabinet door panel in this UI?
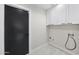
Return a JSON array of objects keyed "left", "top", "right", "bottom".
[
  {"left": 69, "top": 4, "right": 79, "bottom": 24},
  {"left": 47, "top": 5, "right": 67, "bottom": 25}
]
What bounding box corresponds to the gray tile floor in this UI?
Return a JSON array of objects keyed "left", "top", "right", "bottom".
[{"left": 29, "top": 43, "right": 69, "bottom": 55}]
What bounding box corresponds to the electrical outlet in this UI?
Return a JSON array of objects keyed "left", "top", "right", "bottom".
[{"left": 49, "top": 36, "right": 54, "bottom": 41}]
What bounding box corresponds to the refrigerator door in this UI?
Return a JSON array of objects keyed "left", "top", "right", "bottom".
[{"left": 5, "top": 5, "right": 29, "bottom": 55}]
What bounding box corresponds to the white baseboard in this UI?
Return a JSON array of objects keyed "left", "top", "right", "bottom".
[{"left": 49, "top": 42, "right": 76, "bottom": 55}]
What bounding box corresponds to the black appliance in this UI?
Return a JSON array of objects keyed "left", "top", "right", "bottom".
[{"left": 5, "top": 5, "right": 29, "bottom": 55}]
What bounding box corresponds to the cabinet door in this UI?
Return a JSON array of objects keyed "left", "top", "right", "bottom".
[
  {"left": 47, "top": 5, "right": 67, "bottom": 25},
  {"left": 69, "top": 4, "right": 79, "bottom": 24}
]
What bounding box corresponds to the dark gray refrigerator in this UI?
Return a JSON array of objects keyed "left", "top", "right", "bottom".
[{"left": 5, "top": 5, "right": 29, "bottom": 55}]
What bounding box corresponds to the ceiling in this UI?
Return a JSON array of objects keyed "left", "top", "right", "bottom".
[
  {"left": 20, "top": 4, "right": 57, "bottom": 10},
  {"left": 35, "top": 4, "right": 57, "bottom": 10}
]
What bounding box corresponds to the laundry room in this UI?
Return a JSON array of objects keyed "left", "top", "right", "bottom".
[{"left": 0, "top": 4, "right": 79, "bottom": 55}]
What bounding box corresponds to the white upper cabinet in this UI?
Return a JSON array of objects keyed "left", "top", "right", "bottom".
[
  {"left": 47, "top": 4, "right": 79, "bottom": 25},
  {"left": 68, "top": 4, "right": 79, "bottom": 24},
  {"left": 47, "top": 5, "right": 67, "bottom": 25}
]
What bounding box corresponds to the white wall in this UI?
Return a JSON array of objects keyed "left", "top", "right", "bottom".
[
  {"left": 48, "top": 25, "right": 79, "bottom": 54},
  {"left": 0, "top": 4, "right": 4, "bottom": 55},
  {"left": 30, "top": 7, "right": 47, "bottom": 50}
]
